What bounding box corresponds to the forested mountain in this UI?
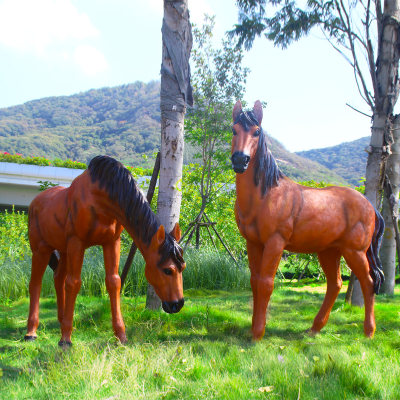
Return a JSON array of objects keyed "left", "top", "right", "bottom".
[
  {"left": 0, "top": 81, "right": 161, "bottom": 167},
  {"left": 0, "top": 82, "right": 359, "bottom": 184},
  {"left": 267, "top": 136, "right": 348, "bottom": 184},
  {"left": 296, "top": 137, "right": 369, "bottom": 185}
]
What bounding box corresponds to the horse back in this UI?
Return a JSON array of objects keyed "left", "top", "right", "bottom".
[
  {"left": 65, "top": 171, "right": 124, "bottom": 246},
  {"left": 28, "top": 171, "right": 124, "bottom": 252},
  {"left": 285, "top": 183, "right": 375, "bottom": 253}
]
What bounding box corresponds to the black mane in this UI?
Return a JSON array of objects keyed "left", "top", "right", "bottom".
[
  {"left": 236, "top": 111, "right": 283, "bottom": 196},
  {"left": 88, "top": 155, "right": 184, "bottom": 270}
]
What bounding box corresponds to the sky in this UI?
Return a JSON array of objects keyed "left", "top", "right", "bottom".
[{"left": 0, "top": 0, "right": 373, "bottom": 152}]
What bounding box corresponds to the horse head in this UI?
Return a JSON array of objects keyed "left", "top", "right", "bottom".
[
  {"left": 231, "top": 100, "right": 263, "bottom": 173},
  {"left": 144, "top": 222, "right": 186, "bottom": 314}
]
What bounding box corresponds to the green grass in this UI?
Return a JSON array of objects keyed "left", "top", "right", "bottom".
[{"left": 1, "top": 285, "right": 399, "bottom": 399}]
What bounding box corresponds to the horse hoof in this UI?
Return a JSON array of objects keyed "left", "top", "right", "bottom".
[
  {"left": 58, "top": 340, "right": 72, "bottom": 348},
  {"left": 251, "top": 329, "right": 265, "bottom": 341},
  {"left": 24, "top": 335, "right": 37, "bottom": 341},
  {"left": 305, "top": 328, "right": 318, "bottom": 337},
  {"left": 364, "top": 329, "right": 375, "bottom": 339},
  {"left": 118, "top": 336, "right": 127, "bottom": 345}
]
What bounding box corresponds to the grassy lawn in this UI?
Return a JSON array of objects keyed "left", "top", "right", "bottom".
[{"left": 1, "top": 284, "right": 399, "bottom": 400}]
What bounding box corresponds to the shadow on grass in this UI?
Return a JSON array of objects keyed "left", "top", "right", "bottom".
[{"left": 0, "top": 363, "right": 25, "bottom": 380}]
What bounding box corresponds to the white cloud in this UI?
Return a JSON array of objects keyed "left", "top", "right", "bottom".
[
  {"left": 0, "top": 0, "right": 99, "bottom": 55},
  {"left": 73, "top": 45, "right": 108, "bottom": 76},
  {"left": 146, "top": 0, "right": 162, "bottom": 16},
  {"left": 188, "top": 0, "right": 213, "bottom": 25}
]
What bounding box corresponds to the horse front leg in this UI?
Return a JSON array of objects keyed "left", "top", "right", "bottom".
[
  {"left": 60, "top": 237, "right": 85, "bottom": 346},
  {"left": 247, "top": 241, "right": 263, "bottom": 338},
  {"left": 103, "top": 239, "right": 127, "bottom": 344},
  {"left": 249, "top": 235, "right": 284, "bottom": 340}
]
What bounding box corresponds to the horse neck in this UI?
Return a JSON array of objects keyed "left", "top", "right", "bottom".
[
  {"left": 235, "top": 159, "right": 263, "bottom": 211},
  {"left": 89, "top": 178, "right": 156, "bottom": 258},
  {"left": 109, "top": 206, "right": 157, "bottom": 260},
  {"left": 123, "top": 223, "right": 153, "bottom": 259}
]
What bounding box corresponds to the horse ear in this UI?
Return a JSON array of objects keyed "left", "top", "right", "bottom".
[
  {"left": 170, "top": 222, "right": 182, "bottom": 242},
  {"left": 233, "top": 100, "right": 242, "bottom": 122},
  {"left": 253, "top": 100, "right": 263, "bottom": 125},
  {"left": 155, "top": 225, "right": 165, "bottom": 247}
]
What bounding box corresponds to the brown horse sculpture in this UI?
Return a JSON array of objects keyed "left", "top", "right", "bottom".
[
  {"left": 231, "top": 100, "right": 384, "bottom": 340},
  {"left": 25, "top": 155, "right": 185, "bottom": 346}
]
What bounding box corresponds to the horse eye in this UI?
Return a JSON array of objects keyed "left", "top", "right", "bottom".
[
  {"left": 253, "top": 129, "right": 260, "bottom": 137},
  {"left": 232, "top": 128, "right": 237, "bottom": 136},
  {"left": 163, "top": 268, "right": 173, "bottom": 276}
]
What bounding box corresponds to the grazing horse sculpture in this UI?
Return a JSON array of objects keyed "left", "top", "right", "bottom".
[
  {"left": 231, "top": 100, "right": 384, "bottom": 340},
  {"left": 25, "top": 155, "right": 185, "bottom": 346}
]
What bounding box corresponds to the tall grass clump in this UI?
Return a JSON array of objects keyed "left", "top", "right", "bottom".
[
  {"left": 1, "top": 244, "right": 250, "bottom": 303},
  {"left": 0, "top": 208, "right": 32, "bottom": 302},
  {"left": 0, "top": 208, "right": 29, "bottom": 264},
  {"left": 181, "top": 248, "right": 250, "bottom": 291},
  {"left": 0, "top": 206, "right": 249, "bottom": 302}
]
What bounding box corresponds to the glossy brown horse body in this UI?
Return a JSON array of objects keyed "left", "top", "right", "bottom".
[
  {"left": 25, "top": 155, "right": 185, "bottom": 346},
  {"left": 231, "top": 101, "right": 384, "bottom": 340}
]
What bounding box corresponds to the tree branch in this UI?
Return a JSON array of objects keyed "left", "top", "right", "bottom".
[
  {"left": 365, "top": 0, "right": 379, "bottom": 104},
  {"left": 336, "top": 0, "right": 375, "bottom": 110},
  {"left": 346, "top": 102, "right": 372, "bottom": 117}
]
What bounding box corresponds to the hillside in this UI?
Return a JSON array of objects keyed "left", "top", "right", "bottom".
[
  {"left": 0, "top": 82, "right": 348, "bottom": 184},
  {"left": 0, "top": 81, "right": 161, "bottom": 167},
  {"left": 296, "top": 137, "right": 369, "bottom": 186},
  {"left": 265, "top": 136, "right": 347, "bottom": 184}
]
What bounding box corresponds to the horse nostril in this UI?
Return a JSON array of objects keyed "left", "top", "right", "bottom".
[
  {"left": 231, "top": 152, "right": 250, "bottom": 165},
  {"left": 162, "top": 298, "right": 184, "bottom": 314},
  {"left": 231, "top": 152, "right": 251, "bottom": 173}
]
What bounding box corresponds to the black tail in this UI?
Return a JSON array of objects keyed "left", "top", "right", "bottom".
[
  {"left": 366, "top": 207, "right": 385, "bottom": 294},
  {"left": 48, "top": 250, "right": 60, "bottom": 272}
]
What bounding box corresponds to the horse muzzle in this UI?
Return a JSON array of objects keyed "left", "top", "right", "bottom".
[
  {"left": 162, "top": 298, "right": 184, "bottom": 314},
  {"left": 231, "top": 151, "right": 250, "bottom": 173}
]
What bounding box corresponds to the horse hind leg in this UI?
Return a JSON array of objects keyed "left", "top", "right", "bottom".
[
  {"left": 53, "top": 252, "right": 67, "bottom": 326},
  {"left": 343, "top": 249, "right": 376, "bottom": 337},
  {"left": 310, "top": 248, "right": 342, "bottom": 334},
  {"left": 25, "top": 248, "right": 52, "bottom": 340},
  {"left": 60, "top": 237, "right": 85, "bottom": 346}
]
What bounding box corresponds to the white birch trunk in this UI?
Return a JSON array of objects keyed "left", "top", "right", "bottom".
[
  {"left": 350, "top": 0, "right": 400, "bottom": 306},
  {"left": 380, "top": 115, "right": 400, "bottom": 295},
  {"left": 146, "top": 0, "right": 192, "bottom": 310}
]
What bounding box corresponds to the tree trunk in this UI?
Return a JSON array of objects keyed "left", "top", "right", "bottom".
[
  {"left": 348, "top": 0, "right": 400, "bottom": 305},
  {"left": 380, "top": 115, "right": 400, "bottom": 295},
  {"left": 146, "top": 0, "right": 193, "bottom": 310}
]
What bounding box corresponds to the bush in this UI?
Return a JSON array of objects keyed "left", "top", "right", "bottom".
[
  {"left": 0, "top": 207, "right": 29, "bottom": 265},
  {"left": 0, "top": 151, "right": 79, "bottom": 168},
  {"left": 0, "top": 152, "right": 51, "bottom": 166}
]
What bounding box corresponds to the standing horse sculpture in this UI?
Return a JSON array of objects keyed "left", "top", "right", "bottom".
[
  {"left": 25, "top": 155, "right": 185, "bottom": 346},
  {"left": 231, "top": 100, "right": 384, "bottom": 340}
]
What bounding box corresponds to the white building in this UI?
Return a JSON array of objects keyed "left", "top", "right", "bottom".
[{"left": 0, "top": 162, "right": 84, "bottom": 210}]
